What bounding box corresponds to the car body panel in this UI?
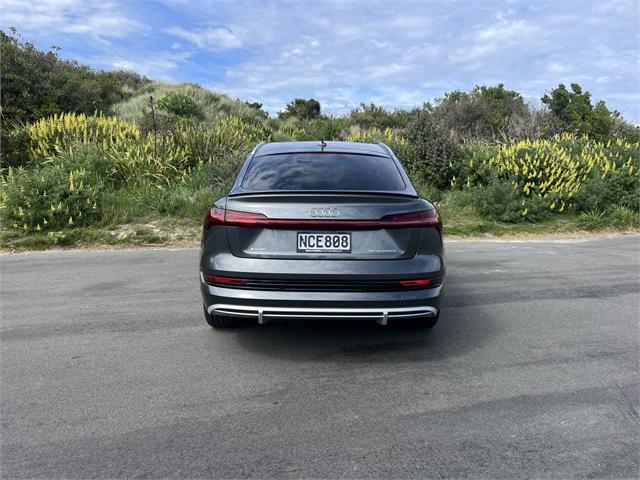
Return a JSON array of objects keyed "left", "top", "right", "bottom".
[{"left": 199, "top": 141, "right": 445, "bottom": 325}]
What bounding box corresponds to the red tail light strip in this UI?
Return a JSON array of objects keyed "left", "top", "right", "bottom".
[
  {"left": 399, "top": 277, "right": 441, "bottom": 287},
  {"left": 205, "top": 207, "right": 441, "bottom": 231},
  {"left": 203, "top": 274, "right": 249, "bottom": 286}
]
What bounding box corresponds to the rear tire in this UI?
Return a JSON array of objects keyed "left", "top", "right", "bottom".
[{"left": 203, "top": 304, "right": 243, "bottom": 328}]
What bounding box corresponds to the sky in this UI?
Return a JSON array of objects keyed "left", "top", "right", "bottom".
[{"left": 2, "top": 0, "right": 639, "bottom": 121}]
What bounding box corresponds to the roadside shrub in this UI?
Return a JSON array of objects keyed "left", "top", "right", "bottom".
[
  {"left": 542, "top": 83, "right": 613, "bottom": 139},
  {"left": 172, "top": 116, "right": 271, "bottom": 163},
  {"left": 157, "top": 91, "right": 202, "bottom": 118},
  {"left": 607, "top": 205, "right": 640, "bottom": 229},
  {"left": 474, "top": 182, "right": 550, "bottom": 223},
  {"left": 50, "top": 144, "right": 112, "bottom": 178},
  {"left": 278, "top": 98, "right": 321, "bottom": 120},
  {"left": 25, "top": 112, "right": 141, "bottom": 161},
  {"left": 0, "top": 165, "right": 102, "bottom": 233},
  {"left": 303, "top": 117, "right": 350, "bottom": 141},
  {"left": 1, "top": 28, "right": 149, "bottom": 125},
  {"left": 346, "top": 125, "right": 414, "bottom": 171},
  {"left": 99, "top": 163, "right": 229, "bottom": 224},
  {"left": 450, "top": 143, "right": 497, "bottom": 189},
  {"left": 99, "top": 181, "right": 165, "bottom": 224},
  {"left": 578, "top": 209, "right": 607, "bottom": 230},
  {"left": 430, "top": 84, "right": 528, "bottom": 141},
  {"left": 104, "top": 135, "right": 190, "bottom": 186},
  {"left": 1, "top": 124, "right": 31, "bottom": 168},
  {"left": 413, "top": 184, "right": 444, "bottom": 204},
  {"left": 436, "top": 189, "right": 479, "bottom": 226},
  {"left": 462, "top": 134, "right": 639, "bottom": 217},
  {"left": 572, "top": 174, "right": 639, "bottom": 212},
  {"left": 346, "top": 103, "right": 413, "bottom": 130},
  {"left": 404, "top": 108, "right": 458, "bottom": 188},
  {"left": 112, "top": 82, "right": 265, "bottom": 125}
]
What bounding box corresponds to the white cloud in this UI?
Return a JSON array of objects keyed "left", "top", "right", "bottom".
[
  {"left": 3, "top": 0, "right": 638, "bottom": 121},
  {"left": 0, "top": 0, "right": 146, "bottom": 43},
  {"left": 95, "top": 51, "right": 193, "bottom": 79},
  {"left": 164, "top": 26, "right": 242, "bottom": 50}
]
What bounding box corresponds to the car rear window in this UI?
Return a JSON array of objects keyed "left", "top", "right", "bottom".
[{"left": 241, "top": 153, "right": 406, "bottom": 191}]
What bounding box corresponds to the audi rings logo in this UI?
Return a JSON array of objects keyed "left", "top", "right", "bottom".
[{"left": 308, "top": 207, "right": 340, "bottom": 217}]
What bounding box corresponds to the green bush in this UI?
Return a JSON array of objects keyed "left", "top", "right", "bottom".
[
  {"left": 451, "top": 143, "right": 498, "bottom": 188},
  {"left": 578, "top": 209, "right": 606, "bottom": 230},
  {"left": 172, "top": 117, "right": 271, "bottom": 164},
  {"left": 542, "top": 83, "right": 613, "bottom": 139},
  {"left": 474, "top": 182, "right": 550, "bottom": 223},
  {"left": 404, "top": 108, "right": 457, "bottom": 188},
  {"left": 1, "top": 124, "right": 31, "bottom": 168},
  {"left": 578, "top": 206, "right": 639, "bottom": 231},
  {"left": 157, "top": 91, "right": 202, "bottom": 118},
  {"left": 430, "top": 84, "right": 528, "bottom": 141},
  {"left": 278, "top": 98, "right": 321, "bottom": 120},
  {"left": 99, "top": 163, "right": 227, "bottom": 224},
  {"left": 0, "top": 164, "right": 102, "bottom": 233},
  {"left": 104, "top": 136, "right": 190, "bottom": 186},
  {"left": 24, "top": 112, "right": 141, "bottom": 161},
  {"left": 437, "top": 190, "right": 479, "bottom": 226},
  {"left": 572, "top": 174, "right": 640, "bottom": 212},
  {"left": 607, "top": 205, "right": 640, "bottom": 229},
  {"left": 1, "top": 28, "right": 148, "bottom": 125},
  {"left": 346, "top": 103, "right": 413, "bottom": 130},
  {"left": 50, "top": 144, "right": 113, "bottom": 178}
]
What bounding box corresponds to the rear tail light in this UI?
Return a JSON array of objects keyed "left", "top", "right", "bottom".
[
  {"left": 203, "top": 274, "right": 248, "bottom": 286},
  {"left": 380, "top": 209, "right": 441, "bottom": 231},
  {"left": 204, "top": 206, "right": 268, "bottom": 230},
  {"left": 399, "top": 276, "right": 441, "bottom": 287},
  {"left": 203, "top": 206, "right": 225, "bottom": 230},
  {"left": 204, "top": 206, "right": 441, "bottom": 231}
]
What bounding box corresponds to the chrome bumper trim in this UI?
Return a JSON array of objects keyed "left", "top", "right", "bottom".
[{"left": 207, "top": 304, "right": 438, "bottom": 325}]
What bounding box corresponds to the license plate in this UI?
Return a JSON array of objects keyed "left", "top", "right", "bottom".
[{"left": 297, "top": 232, "right": 351, "bottom": 253}]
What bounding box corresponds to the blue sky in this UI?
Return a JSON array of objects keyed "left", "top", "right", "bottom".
[{"left": 2, "top": 0, "right": 639, "bottom": 121}]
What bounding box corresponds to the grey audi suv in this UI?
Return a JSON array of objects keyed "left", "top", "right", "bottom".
[{"left": 199, "top": 141, "right": 445, "bottom": 328}]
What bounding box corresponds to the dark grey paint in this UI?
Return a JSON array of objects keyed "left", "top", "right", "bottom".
[{"left": 200, "top": 141, "right": 444, "bottom": 319}]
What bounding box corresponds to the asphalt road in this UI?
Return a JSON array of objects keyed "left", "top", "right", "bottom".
[{"left": 1, "top": 235, "right": 639, "bottom": 479}]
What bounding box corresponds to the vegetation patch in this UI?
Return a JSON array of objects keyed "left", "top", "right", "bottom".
[{"left": 1, "top": 29, "right": 638, "bottom": 250}]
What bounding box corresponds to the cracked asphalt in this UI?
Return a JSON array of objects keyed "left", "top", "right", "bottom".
[{"left": 1, "top": 235, "right": 638, "bottom": 479}]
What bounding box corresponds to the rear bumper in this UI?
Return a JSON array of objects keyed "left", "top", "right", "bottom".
[
  {"left": 200, "top": 277, "right": 442, "bottom": 324},
  {"left": 208, "top": 303, "right": 437, "bottom": 325}
]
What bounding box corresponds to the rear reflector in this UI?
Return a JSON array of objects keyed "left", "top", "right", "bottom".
[
  {"left": 204, "top": 274, "right": 248, "bottom": 286},
  {"left": 399, "top": 277, "right": 442, "bottom": 287},
  {"left": 204, "top": 206, "right": 441, "bottom": 231}
]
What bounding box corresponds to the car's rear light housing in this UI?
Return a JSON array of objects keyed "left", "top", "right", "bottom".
[
  {"left": 203, "top": 206, "right": 226, "bottom": 230},
  {"left": 204, "top": 207, "right": 441, "bottom": 231},
  {"left": 203, "top": 274, "right": 248, "bottom": 286},
  {"left": 202, "top": 275, "right": 442, "bottom": 290}
]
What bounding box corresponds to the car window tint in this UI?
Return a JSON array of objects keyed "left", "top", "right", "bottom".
[{"left": 241, "top": 153, "right": 406, "bottom": 191}]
